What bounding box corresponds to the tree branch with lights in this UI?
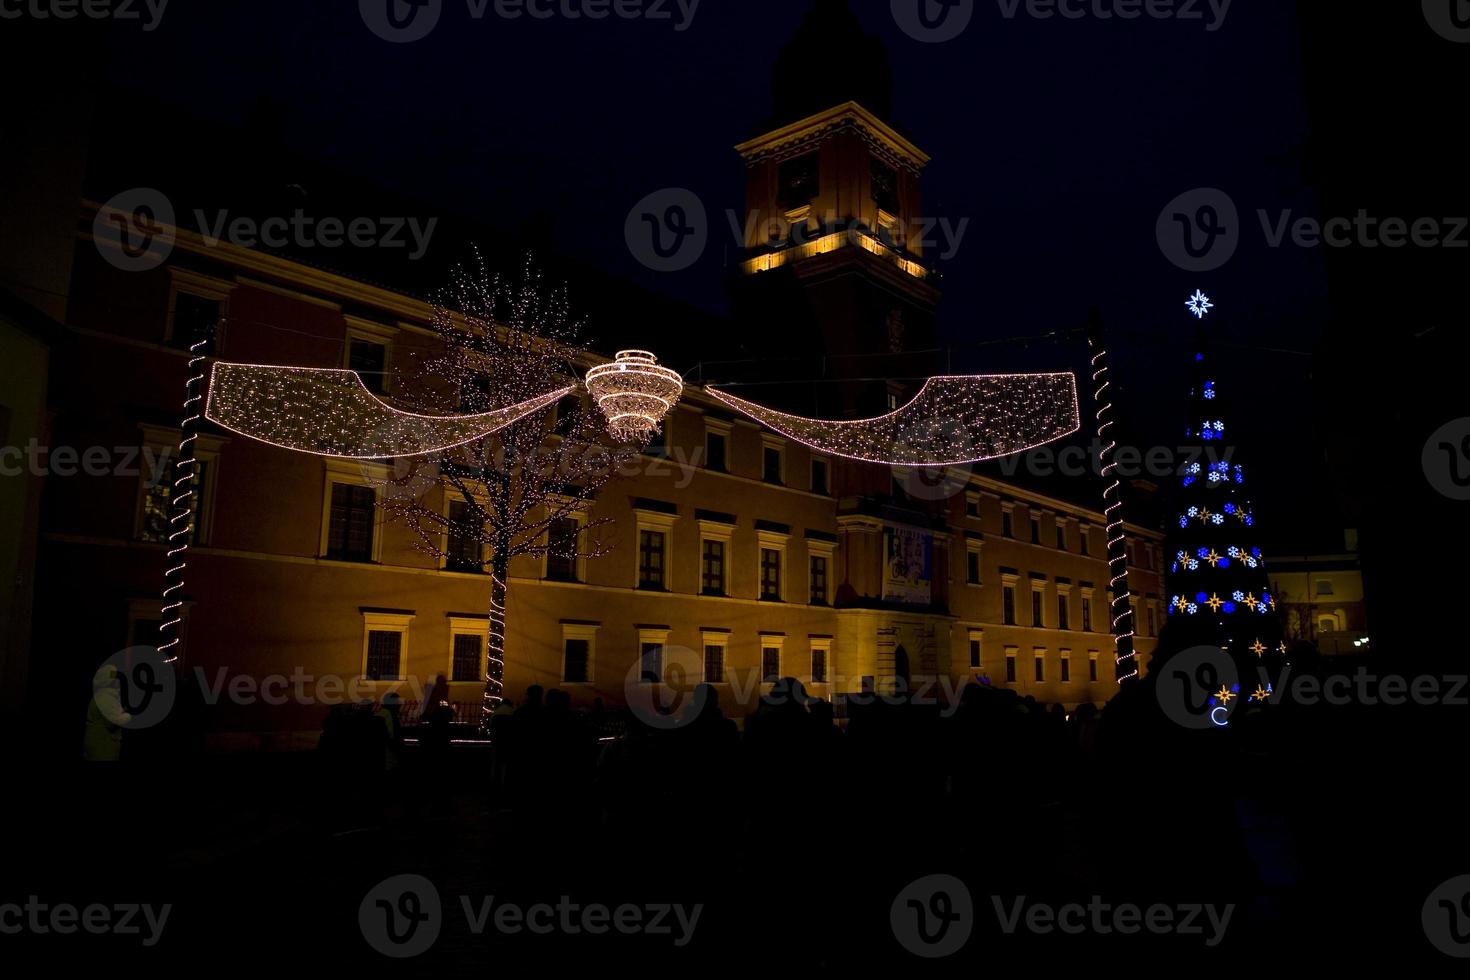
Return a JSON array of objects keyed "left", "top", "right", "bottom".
[{"left": 380, "top": 252, "right": 634, "bottom": 732}]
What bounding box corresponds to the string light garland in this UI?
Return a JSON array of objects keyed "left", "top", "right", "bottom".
[
  {"left": 1086, "top": 313, "right": 1138, "bottom": 685},
  {"left": 584, "top": 350, "right": 685, "bottom": 443},
  {"left": 205, "top": 362, "right": 572, "bottom": 459},
  {"left": 706, "top": 373, "right": 1080, "bottom": 466},
  {"left": 158, "top": 331, "right": 212, "bottom": 663}
]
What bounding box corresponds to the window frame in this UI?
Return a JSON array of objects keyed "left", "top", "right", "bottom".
[
  {"left": 448, "top": 616, "right": 488, "bottom": 684},
  {"left": 361, "top": 610, "right": 414, "bottom": 682},
  {"left": 633, "top": 509, "right": 677, "bottom": 591},
  {"left": 562, "top": 622, "right": 600, "bottom": 686},
  {"left": 136, "top": 424, "right": 224, "bottom": 549},
  {"left": 322, "top": 459, "right": 387, "bottom": 563}
]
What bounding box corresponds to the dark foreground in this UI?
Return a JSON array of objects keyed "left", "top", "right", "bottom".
[{"left": 5, "top": 662, "right": 1468, "bottom": 973}]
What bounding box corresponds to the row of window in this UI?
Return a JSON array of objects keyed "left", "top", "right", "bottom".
[
  {"left": 648, "top": 422, "right": 830, "bottom": 495},
  {"left": 563, "top": 627, "right": 834, "bottom": 687},
  {"left": 963, "top": 494, "right": 1161, "bottom": 570},
  {"left": 965, "top": 636, "right": 1105, "bottom": 685}
]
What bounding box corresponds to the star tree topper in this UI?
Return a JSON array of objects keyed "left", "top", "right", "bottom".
[{"left": 1186, "top": 289, "right": 1214, "bottom": 319}]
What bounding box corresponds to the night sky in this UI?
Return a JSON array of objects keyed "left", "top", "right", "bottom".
[{"left": 98, "top": 0, "right": 1335, "bottom": 547}]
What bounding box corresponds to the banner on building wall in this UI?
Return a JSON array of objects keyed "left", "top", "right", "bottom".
[{"left": 883, "top": 527, "right": 932, "bottom": 605}]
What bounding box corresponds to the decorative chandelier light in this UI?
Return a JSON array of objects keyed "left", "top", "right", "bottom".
[
  {"left": 584, "top": 350, "right": 685, "bottom": 442},
  {"left": 205, "top": 362, "right": 572, "bottom": 459},
  {"left": 706, "top": 373, "right": 1080, "bottom": 466}
]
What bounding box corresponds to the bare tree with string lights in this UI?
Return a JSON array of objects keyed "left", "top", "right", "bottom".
[{"left": 380, "top": 252, "right": 631, "bottom": 732}]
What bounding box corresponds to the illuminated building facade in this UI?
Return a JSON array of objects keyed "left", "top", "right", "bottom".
[{"left": 29, "top": 2, "right": 1166, "bottom": 747}]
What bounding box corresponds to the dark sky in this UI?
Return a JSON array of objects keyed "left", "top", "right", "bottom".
[{"left": 98, "top": 0, "right": 1335, "bottom": 547}]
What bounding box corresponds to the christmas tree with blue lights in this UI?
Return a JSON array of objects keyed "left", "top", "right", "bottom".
[{"left": 1165, "top": 293, "right": 1284, "bottom": 685}]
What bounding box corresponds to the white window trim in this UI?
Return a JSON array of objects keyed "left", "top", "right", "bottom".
[
  {"left": 447, "top": 616, "right": 488, "bottom": 684},
  {"left": 561, "top": 622, "right": 600, "bottom": 686},
  {"left": 757, "top": 528, "right": 791, "bottom": 602},
  {"left": 758, "top": 633, "right": 784, "bottom": 684},
  {"left": 541, "top": 499, "right": 589, "bottom": 583},
  {"left": 1057, "top": 581, "right": 1075, "bottom": 631},
  {"left": 441, "top": 489, "right": 488, "bottom": 572},
  {"left": 361, "top": 611, "right": 414, "bottom": 682},
  {"left": 810, "top": 455, "right": 830, "bottom": 495},
  {"left": 809, "top": 637, "right": 833, "bottom": 687},
  {"left": 1033, "top": 647, "right": 1048, "bottom": 683},
  {"left": 964, "top": 490, "right": 982, "bottom": 519},
  {"left": 322, "top": 459, "right": 387, "bottom": 563},
  {"left": 966, "top": 628, "right": 984, "bottom": 671},
  {"left": 343, "top": 316, "right": 398, "bottom": 395},
  {"left": 1031, "top": 579, "right": 1048, "bottom": 629},
  {"left": 1089, "top": 650, "right": 1101, "bottom": 683},
  {"left": 1001, "top": 501, "right": 1016, "bottom": 537},
  {"left": 704, "top": 417, "right": 733, "bottom": 471},
  {"left": 760, "top": 433, "right": 786, "bottom": 485},
  {"left": 964, "top": 539, "right": 983, "bottom": 587},
  {"left": 1060, "top": 648, "right": 1073, "bottom": 683},
  {"left": 806, "top": 538, "right": 836, "bottom": 605},
  {"left": 700, "top": 630, "right": 729, "bottom": 685},
  {"left": 634, "top": 510, "right": 677, "bottom": 590},
  {"left": 1004, "top": 646, "right": 1019, "bottom": 683},
  {"left": 697, "top": 518, "right": 736, "bottom": 595},
  {"left": 136, "top": 424, "right": 225, "bottom": 547},
  {"left": 165, "top": 268, "right": 232, "bottom": 349}
]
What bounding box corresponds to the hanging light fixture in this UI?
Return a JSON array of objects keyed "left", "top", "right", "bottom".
[{"left": 584, "top": 350, "right": 685, "bottom": 442}]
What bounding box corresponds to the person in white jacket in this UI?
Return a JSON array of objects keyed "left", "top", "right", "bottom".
[{"left": 84, "top": 663, "right": 132, "bottom": 762}]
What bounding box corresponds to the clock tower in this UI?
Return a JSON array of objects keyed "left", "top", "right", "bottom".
[{"left": 727, "top": 0, "right": 942, "bottom": 421}]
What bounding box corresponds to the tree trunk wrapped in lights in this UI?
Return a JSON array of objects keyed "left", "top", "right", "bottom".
[{"left": 380, "top": 253, "right": 633, "bottom": 733}]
